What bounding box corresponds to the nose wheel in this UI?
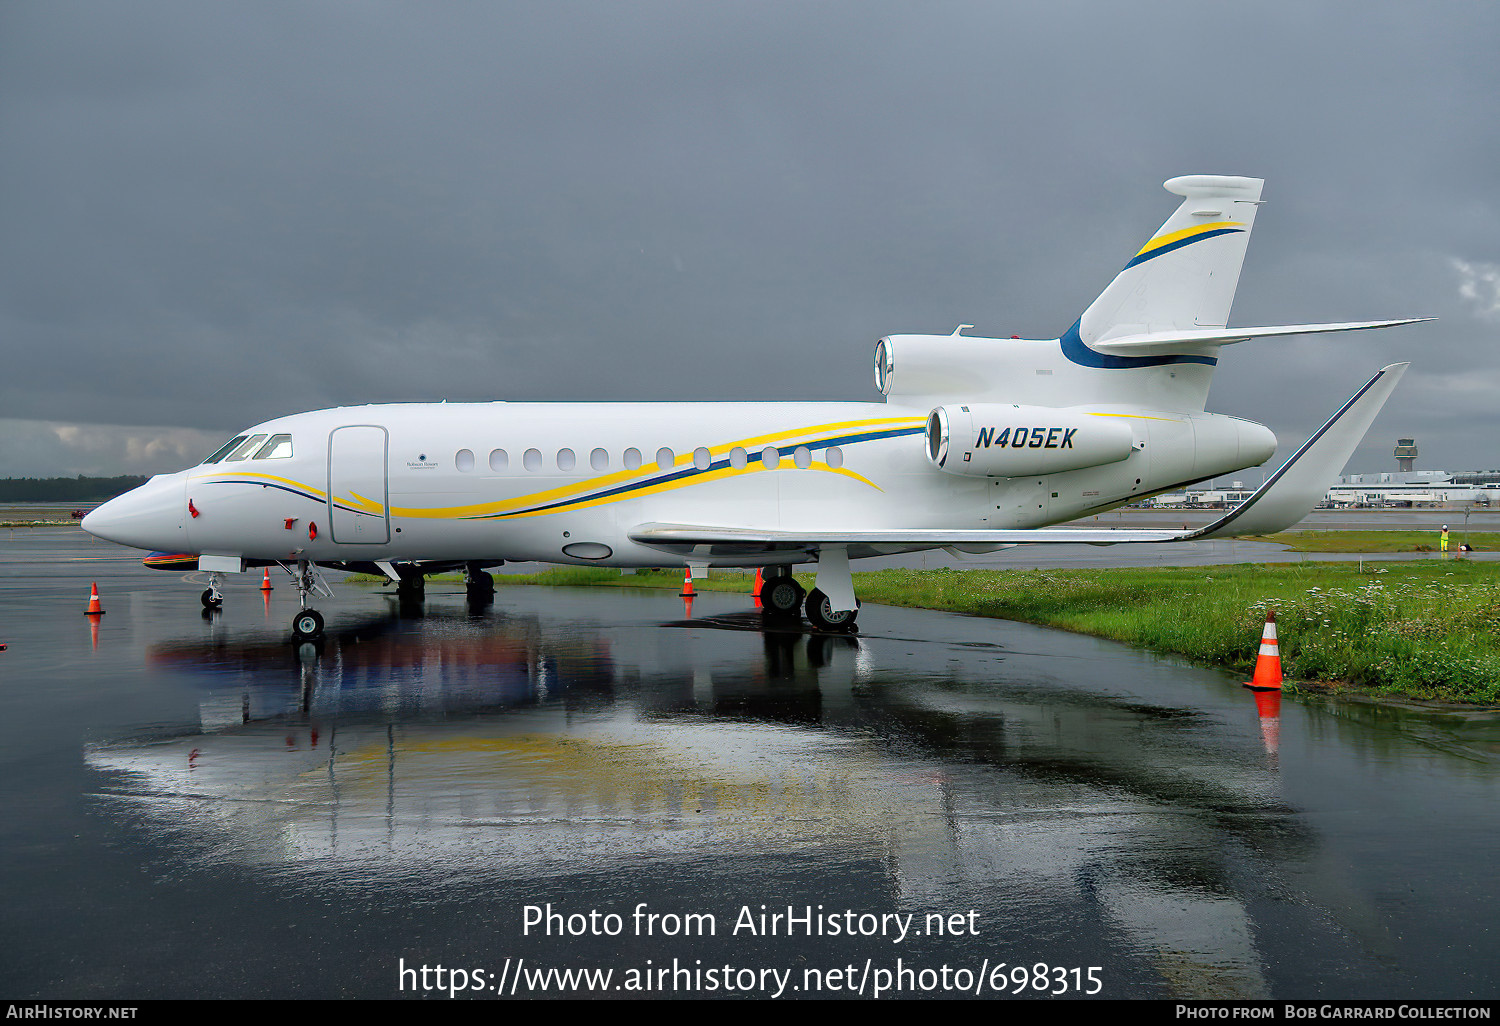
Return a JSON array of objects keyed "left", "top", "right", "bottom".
[{"left": 292, "top": 608, "right": 325, "bottom": 640}]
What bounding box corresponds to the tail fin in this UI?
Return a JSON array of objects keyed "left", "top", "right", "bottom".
[{"left": 1078, "top": 175, "right": 1264, "bottom": 344}]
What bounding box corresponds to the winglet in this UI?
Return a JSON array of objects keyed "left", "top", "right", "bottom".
[{"left": 1194, "top": 363, "right": 1409, "bottom": 539}]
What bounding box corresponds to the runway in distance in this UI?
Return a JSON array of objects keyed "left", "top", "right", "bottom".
[{"left": 83, "top": 174, "right": 1426, "bottom": 638}]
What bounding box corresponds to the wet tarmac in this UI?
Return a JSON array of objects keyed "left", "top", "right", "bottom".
[{"left": 4, "top": 529, "right": 1500, "bottom": 1000}]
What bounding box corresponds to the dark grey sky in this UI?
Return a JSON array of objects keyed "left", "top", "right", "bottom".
[{"left": 2, "top": 1, "right": 1495, "bottom": 477}]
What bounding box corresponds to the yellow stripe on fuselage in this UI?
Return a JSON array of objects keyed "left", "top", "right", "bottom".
[{"left": 197, "top": 416, "right": 917, "bottom": 521}]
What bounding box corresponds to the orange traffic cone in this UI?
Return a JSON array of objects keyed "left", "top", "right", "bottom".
[
  {"left": 1243, "top": 610, "right": 1281, "bottom": 691},
  {"left": 753, "top": 567, "right": 763, "bottom": 608},
  {"left": 680, "top": 567, "right": 695, "bottom": 597},
  {"left": 260, "top": 567, "right": 273, "bottom": 592},
  {"left": 84, "top": 581, "right": 106, "bottom": 616}
]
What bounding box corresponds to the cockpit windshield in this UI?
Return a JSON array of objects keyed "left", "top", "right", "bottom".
[
  {"left": 201, "top": 436, "right": 248, "bottom": 465},
  {"left": 253, "top": 433, "right": 293, "bottom": 459},
  {"left": 201, "top": 432, "right": 295, "bottom": 464},
  {"left": 223, "top": 434, "right": 268, "bottom": 462}
]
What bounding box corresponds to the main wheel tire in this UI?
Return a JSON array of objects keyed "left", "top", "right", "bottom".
[
  {"left": 759, "top": 575, "right": 805, "bottom": 618},
  {"left": 805, "top": 588, "right": 859, "bottom": 632},
  {"left": 292, "top": 609, "right": 325, "bottom": 639},
  {"left": 200, "top": 588, "right": 222, "bottom": 609}
]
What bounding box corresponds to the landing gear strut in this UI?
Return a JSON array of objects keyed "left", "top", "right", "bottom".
[{"left": 200, "top": 572, "right": 224, "bottom": 609}]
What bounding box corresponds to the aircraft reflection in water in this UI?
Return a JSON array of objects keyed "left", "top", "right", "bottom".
[{"left": 90, "top": 594, "right": 1302, "bottom": 998}]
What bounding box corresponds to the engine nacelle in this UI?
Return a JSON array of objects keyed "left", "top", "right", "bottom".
[{"left": 926, "top": 404, "right": 1136, "bottom": 477}]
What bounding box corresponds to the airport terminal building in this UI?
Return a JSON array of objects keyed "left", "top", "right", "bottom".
[
  {"left": 1147, "top": 439, "right": 1500, "bottom": 509},
  {"left": 1322, "top": 469, "right": 1500, "bottom": 508}
]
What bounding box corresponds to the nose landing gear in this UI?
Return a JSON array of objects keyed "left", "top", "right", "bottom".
[{"left": 289, "top": 560, "right": 332, "bottom": 640}]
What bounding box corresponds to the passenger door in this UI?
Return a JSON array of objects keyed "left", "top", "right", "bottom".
[{"left": 328, "top": 425, "right": 391, "bottom": 544}]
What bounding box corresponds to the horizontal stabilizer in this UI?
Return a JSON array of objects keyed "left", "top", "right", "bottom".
[
  {"left": 1090, "top": 318, "right": 1430, "bottom": 354},
  {"left": 628, "top": 363, "right": 1408, "bottom": 557}
]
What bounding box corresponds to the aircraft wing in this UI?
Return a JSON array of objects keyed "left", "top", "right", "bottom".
[{"left": 628, "top": 363, "right": 1409, "bottom": 557}]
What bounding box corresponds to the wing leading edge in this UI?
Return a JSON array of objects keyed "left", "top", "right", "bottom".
[{"left": 628, "top": 363, "right": 1409, "bottom": 558}]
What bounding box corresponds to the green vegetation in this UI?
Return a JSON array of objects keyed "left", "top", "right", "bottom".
[
  {"left": 1251, "top": 530, "right": 1498, "bottom": 553},
  {"left": 0, "top": 475, "right": 147, "bottom": 502},
  {"left": 852, "top": 562, "right": 1500, "bottom": 704},
  {"left": 401, "top": 560, "right": 1500, "bottom": 704}
]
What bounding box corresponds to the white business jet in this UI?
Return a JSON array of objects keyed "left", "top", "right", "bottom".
[{"left": 84, "top": 175, "right": 1424, "bottom": 638}]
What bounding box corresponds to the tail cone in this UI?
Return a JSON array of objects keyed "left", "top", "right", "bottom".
[
  {"left": 1243, "top": 610, "right": 1281, "bottom": 691},
  {"left": 84, "top": 582, "right": 106, "bottom": 616}
]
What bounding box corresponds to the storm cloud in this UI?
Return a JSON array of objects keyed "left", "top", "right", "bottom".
[{"left": 1, "top": 1, "right": 1495, "bottom": 476}]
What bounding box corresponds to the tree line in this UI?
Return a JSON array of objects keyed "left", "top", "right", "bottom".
[{"left": 0, "top": 476, "right": 149, "bottom": 502}]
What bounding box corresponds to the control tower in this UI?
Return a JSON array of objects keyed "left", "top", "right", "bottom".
[{"left": 1395, "top": 438, "right": 1418, "bottom": 473}]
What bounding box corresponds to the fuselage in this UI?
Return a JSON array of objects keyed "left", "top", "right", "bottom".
[{"left": 83, "top": 397, "right": 1275, "bottom": 568}]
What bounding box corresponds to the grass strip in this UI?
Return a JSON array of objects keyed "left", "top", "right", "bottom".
[
  {"left": 1250, "top": 530, "right": 1500, "bottom": 553},
  {"left": 386, "top": 561, "right": 1500, "bottom": 704}
]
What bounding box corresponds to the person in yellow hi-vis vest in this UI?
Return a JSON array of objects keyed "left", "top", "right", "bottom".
[{"left": 1440, "top": 525, "right": 1449, "bottom": 554}]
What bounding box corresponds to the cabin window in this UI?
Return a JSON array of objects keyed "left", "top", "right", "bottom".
[
  {"left": 793, "top": 445, "right": 812, "bottom": 469},
  {"left": 489, "top": 448, "right": 508, "bottom": 471},
  {"left": 202, "top": 436, "right": 248, "bottom": 465},
  {"left": 456, "top": 449, "right": 475, "bottom": 472},
  {"left": 224, "top": 434, "right": 268, "bottom": 462},
  {"left": 252, "top": 433, "right": 293, "bottom": 460},
  {"left": 761, "top": 446, "right": 780, "bottom": 470},
  {"left": 524, "top": 448, "right": 542, "bottom": 471},
  {"left": 656, "top": 447, "right": 675, "bottom": 470},
  {"left": 557, "top": 448, "right": 576, "bottom": 471},
  {"left": 825, "top": 446, "right": 844, "bottom": 469},
  {"left": 623, "top": 448, "right": 642, "bottom": 470},
  {"left": 693, "top": 447, "right": 712, "bottom": 471},
  {"left": 729, "top": 446, "right": 748, "bottom": 469},
  {"left": 590, "top": 448, "right": 609, "bottom": 471}
]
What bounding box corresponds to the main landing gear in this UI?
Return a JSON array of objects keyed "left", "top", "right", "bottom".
[
  {"left": 464, "top": 563, "right": 495, "bottom": 607},
  {"left": 758, "top": 567, "right": 860, "bottom": 633}
]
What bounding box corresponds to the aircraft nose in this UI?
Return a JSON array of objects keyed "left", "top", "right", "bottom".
[{"left": 82, "top": 475, "right": 188, "bottom": 550}]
